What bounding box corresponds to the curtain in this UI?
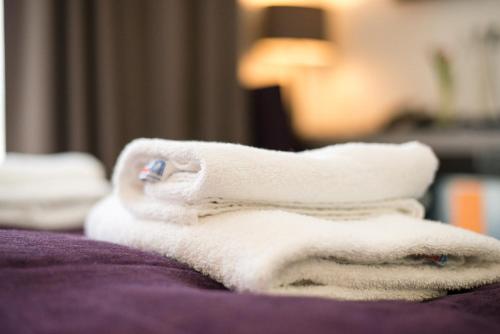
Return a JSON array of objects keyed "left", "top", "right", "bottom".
[{"left": 5, "top": 0, "right": 248, "bottom": 170}]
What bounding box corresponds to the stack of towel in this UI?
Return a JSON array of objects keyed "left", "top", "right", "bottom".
[
  {"left": 1, "top": 153, "right": 110, "bottom": 230},
  {"left": 86, "top": 139, "right": 500, "bottom": 301}
]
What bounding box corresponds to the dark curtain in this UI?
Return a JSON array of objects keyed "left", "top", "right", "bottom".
[{"left": 5, "top": 0, "right": 248, "bottom": 170}]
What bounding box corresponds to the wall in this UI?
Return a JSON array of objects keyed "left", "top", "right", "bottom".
[{"left": 241, "top": 0, "right": 500, "bottom": 139}]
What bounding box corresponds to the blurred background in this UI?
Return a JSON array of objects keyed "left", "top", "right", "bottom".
[{"left": 4, "top": 0, "right": 500, "bottom": 235}]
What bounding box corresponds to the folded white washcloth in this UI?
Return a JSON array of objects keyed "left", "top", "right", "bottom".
[
  {"left": 0, "top": 152, "right": 111, "bottom": 229},
  {"left": 0, "top": 201, "right": 100, "bottom": 230},
  {"left": 114, "top": 139, "right": 437, "bottom": 224},
  {"left": 86, "top": 196, "right": 500, "bottom": 301},
  {"left": 0, "top": 152, "right": 106, "bottom": 184},
  {"left": 0, "top": 177, "right": 110, "bottom": 205}
]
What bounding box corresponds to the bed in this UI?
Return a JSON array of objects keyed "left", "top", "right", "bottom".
[{"left": 1, "top": 228, "right": 500, "bottom": 334}]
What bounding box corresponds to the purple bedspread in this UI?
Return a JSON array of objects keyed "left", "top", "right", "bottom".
[{"left": 1, "top": 229, "right": 500, "bottom": 334}]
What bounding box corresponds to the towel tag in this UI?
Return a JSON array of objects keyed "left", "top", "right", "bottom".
[
  {"left": 139, "top": 159, "right": 167, "bottom": 183},
  {"left": 424, "top": 255, "right": 448, "bottom": 267}
]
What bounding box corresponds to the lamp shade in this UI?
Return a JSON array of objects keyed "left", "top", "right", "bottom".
[
  {"left": 238, "top": 5, "right": 333, "bottom": 88},
  {"left": 262, "top": 6, "right": 327, "bottom": 40}
]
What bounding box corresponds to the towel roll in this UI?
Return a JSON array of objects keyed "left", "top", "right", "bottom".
[{"left": 114, "top": 139, "right": 437, "bottom": 224}]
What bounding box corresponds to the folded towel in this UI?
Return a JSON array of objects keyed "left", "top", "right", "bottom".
[
  {"left": 0, "top": 177, "right": 110, "bottom": 205},
  {"left": 86, "top": 196, "right": 500, "bottom": 301},
  {"left": 114, "top": 139, "right": 437, "bottom": 224},
  {"left": 0, "top": 152, "right": 106, "bottom": 184},
  {"left": 0, "top": 201, "right": 100, "bottom": 230},
  {"left": 0, "top": 152, "right": 110, "bottom": 229}
]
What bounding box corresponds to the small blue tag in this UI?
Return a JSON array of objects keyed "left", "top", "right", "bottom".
[{"left": 139, "top": 159, "right": 167, "bottom": 183}]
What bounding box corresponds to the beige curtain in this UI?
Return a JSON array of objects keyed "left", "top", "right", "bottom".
[{"left": 6, "top": 0, "right": 248, "bottom": 170}]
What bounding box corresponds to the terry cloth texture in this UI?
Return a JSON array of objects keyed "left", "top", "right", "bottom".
[
  {"left": 86, "top": 196, "right": 500, "bottom": 301},
  {"left": 113, "top": 139, "right": 436, "bottom": 224}
]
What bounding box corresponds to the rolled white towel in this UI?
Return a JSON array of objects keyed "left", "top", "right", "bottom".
[
  {"left": 114, "top": 139, "right": 437, "bottom": 224},
  {"left": 86, "top": 196, "right": 500, "bottom": 301},
  {"left": 0, "top": 152, "right": 111, "bottom": 229}
]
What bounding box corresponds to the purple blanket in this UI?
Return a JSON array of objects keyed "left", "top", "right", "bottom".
[{"left": 1, "top": 229, "right": 500, "bottom": 334}]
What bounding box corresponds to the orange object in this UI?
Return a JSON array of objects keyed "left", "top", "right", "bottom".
[{"left": 450, "top": 180, "right": 485, "bottom": 234}]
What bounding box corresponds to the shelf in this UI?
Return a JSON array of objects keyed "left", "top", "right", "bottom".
[{"left": 365, "top": 129, "right": 500, "bottom": 157}]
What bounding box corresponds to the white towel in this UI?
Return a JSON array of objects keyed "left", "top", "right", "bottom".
[
  {"left": 0, "top": 152, "right": 106, "bottom": 184},
  {"left": 114, "top": 139, "right": 437, "bottom": 224},
  {"left": 86, "top": 196, "right": 500, "bottom": 301},
  {"left": 0, "top": 201, "right": 100, "bottom": 230},
  {"left": 0, "top": 152, "right": 110, "bottom": 229}
]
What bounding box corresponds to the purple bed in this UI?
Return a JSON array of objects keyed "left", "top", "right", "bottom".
[{"left": 1, "top": 228, "right": 500, "bottom": 334}]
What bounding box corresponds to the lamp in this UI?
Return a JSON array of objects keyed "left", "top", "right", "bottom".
[
  {"left": 239, "top": 5, "right": 333, "bottom": 88},
  {"left": 263, "top": 6, "right": 326, "bottom": 40}
]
